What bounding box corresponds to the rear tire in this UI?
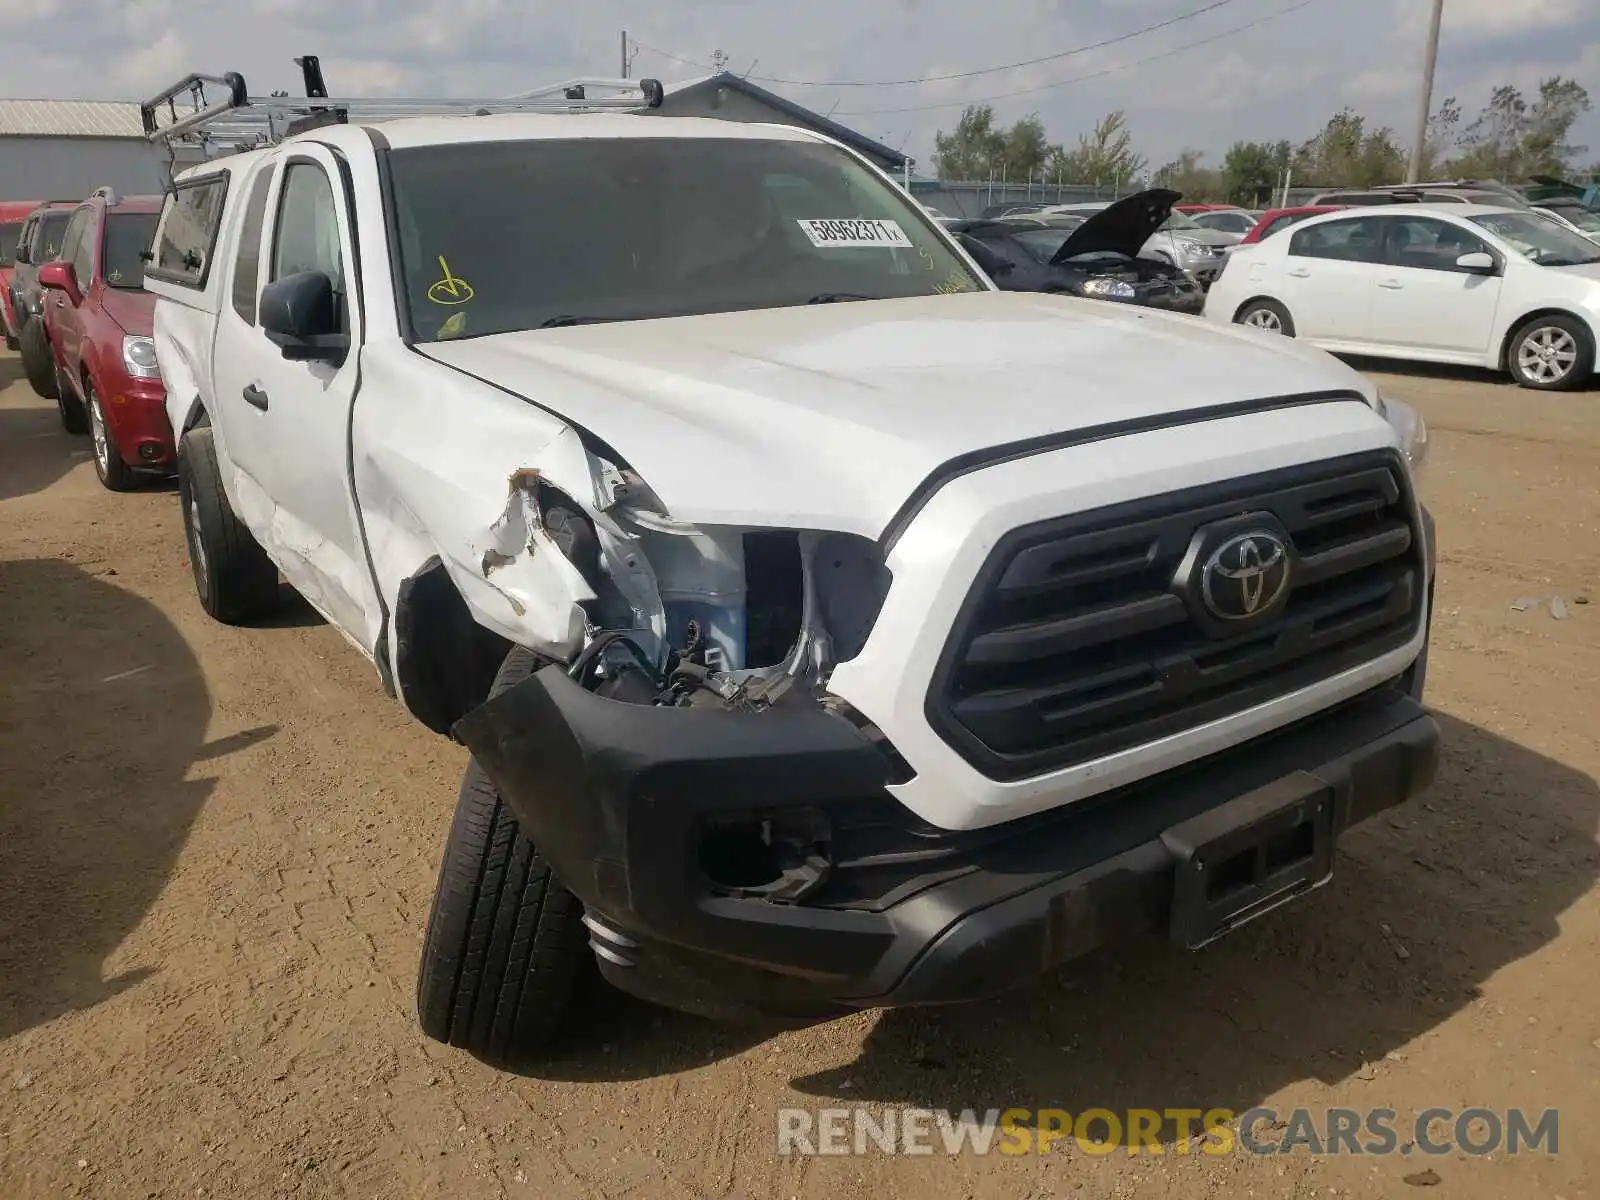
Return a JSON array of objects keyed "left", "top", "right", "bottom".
[
  {"left": 417, "top": 646, "right": 592, "bottom": 1065},
  {"left": 177, "top": 426, "right": 280, "bottom": 623},
  {"left": 19, "top": 318, "right": 57, "bottom": 399},
  {"left": 53, "top": 361, "right": 88, "bottom": 434},
  {"left": 1235, "top": 298, "right": 1295, "bottom": 337},
  {"left": 1506, "top": 314, "right": 1593, "bottom": 391}
]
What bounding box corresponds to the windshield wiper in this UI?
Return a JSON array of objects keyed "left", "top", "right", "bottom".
[
  {"left": 806, "top": 292, "right": 878, "bottom": 304},
  {"left": 537, "top": 314, "right": 621, "bottom": 328}
]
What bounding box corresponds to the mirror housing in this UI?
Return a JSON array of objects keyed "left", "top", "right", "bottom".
[
  {"left": 13, "top": 242, "right": 30, "bottom": 266},
  {"left": 1455, "top": 250, "right": 1496, "bottom": 274},
  {"left": 38, "top": 261, "right": 81, "bottom": 306},
  {"left": 260, "top": 271, "right": 349, "bottom": 364},
  {"left": 957, "top": 234, "right": 1012, "bottom": 276}
]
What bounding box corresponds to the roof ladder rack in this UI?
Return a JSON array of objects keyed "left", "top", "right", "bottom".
[{"left": 140, "top": 53, "right": 666, "bottom": 153}]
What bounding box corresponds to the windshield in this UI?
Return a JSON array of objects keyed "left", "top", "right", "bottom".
[
  {"left": 1160, "top": 211, "right": 1201, "bottom": 230},
  {"left": 1541, "top": 207, "right": 1600, "bottom": 233},
  {"left": 0, "top": 222, "right": 19, "bottom": 267},
  {"left": 35, "top": 213, "right": 71, "bottom": 263},
  {"left": 1468, "top": 211, "right": 1600, "bottom": 266},
  {"left": 388, "top": 136, "right": 985, "bottom": 342},
  {"left": 102, "top": 212, "right": 159, "bottom": 289}
]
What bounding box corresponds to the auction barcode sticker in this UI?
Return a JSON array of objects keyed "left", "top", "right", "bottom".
[{"left": 797, "top": 219, "right": 913, "bottom": 248}]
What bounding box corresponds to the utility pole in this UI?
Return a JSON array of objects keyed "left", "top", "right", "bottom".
[
  {"left": 620, "top": 31, "right": 628, "bottom": 78},
  {"left": 1406, "top": 0, "right": 1445, "bottom": 183}
]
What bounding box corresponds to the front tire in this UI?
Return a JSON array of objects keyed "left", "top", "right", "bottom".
[
  {"left": 1235, "top": 297, "right": 1295, "bottom": 337},
  {"left": 86, "top": 381, "right": 136, "bottom": 491},
  {"left": 19, "top": 318, "right": 58, "bottom": 399},
  {"left": 417, "top": 646, "right": 591, "bottom": 1065},
  {"left": 177, "top": 426, "right": 280, "bottom": 623},
  {"left": 1506, "top": 314, "right": 1592, "bottom": 391}
]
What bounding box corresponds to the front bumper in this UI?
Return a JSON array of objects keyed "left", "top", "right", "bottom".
[
  {"left": 457, "top": 655, "right": 1437, "bottom": 1021},
  {"left": 103, "top": 377, "right": 174, "bottom": 470}
]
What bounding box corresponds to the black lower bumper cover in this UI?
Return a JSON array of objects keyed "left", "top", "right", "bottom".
[{"left": 454, "top": 663, "right": 1439, "bottom": 1021}]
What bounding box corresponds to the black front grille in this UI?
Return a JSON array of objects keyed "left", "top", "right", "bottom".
[{"left": 927, "top": 451, "right": 1425, "bottom": 781}]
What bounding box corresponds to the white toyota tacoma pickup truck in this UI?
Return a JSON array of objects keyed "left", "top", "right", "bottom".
[{"left": 145, "top": 75, "right": 1437, "bottom": 1066}]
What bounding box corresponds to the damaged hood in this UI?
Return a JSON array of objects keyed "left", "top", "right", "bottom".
[{"left": 420, "top": 291, "right": 1372, "bottom": 539}]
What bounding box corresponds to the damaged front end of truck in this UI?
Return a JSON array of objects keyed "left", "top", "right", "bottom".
[{"left": 446, "top": 439, "right": 933, "bottom": 1018}]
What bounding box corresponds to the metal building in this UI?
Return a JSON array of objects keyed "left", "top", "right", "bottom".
[{"left": 0, "top": 100, "right": 174, "bottom": 202}]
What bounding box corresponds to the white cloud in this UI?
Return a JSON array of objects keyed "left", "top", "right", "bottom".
[{"left": 0, "top": 0, "right": 1593, "bottom": 170}]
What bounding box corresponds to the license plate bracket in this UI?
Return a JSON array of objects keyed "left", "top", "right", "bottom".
[{"left": 1160, "top": 771, "right": 1335, "bottom": 950}]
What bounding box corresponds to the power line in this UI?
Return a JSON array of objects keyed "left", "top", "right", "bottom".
[
  {"left": 631, "top": 0, "right": 1244, "bottom": 88},
  {"left": 833, "top": 0, "right": 1319, "bottom": 115}
]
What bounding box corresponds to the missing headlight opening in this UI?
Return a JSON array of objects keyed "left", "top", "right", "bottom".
[{"left": 520, "top": 462, "right": 893, "bottom": 713}]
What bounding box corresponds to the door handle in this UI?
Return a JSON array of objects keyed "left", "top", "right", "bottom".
[
  {"left": 242, "top": 384, "right": 269, "bottom": 411},
  {"left": 1286, "top": 267, "right": 1310, "bottom": 278},
  {"left": 1378, "top": 279, "right": 1403, "bottom": 289}
]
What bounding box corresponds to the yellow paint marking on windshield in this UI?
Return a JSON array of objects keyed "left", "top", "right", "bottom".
[
  {"left": 427, "top": 256, "right": 475, "bottom": 305},
  {"left": 436, "top": 311, "right": 468, "bottom": 339}
]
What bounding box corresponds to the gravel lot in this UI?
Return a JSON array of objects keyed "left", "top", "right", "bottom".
[{"left": 1, "top": 347, "right": 1597, "bottom": 1199}]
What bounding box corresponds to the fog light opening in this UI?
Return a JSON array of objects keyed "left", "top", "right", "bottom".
[
  {"left": 697, "top": 809, "right": 833, "bottom": 901},
  {"left": 699, "top": 822, "right": 784, "bottom": 891}
]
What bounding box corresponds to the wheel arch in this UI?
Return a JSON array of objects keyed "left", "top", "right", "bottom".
[
  {"left": 391, "top": 556, "right": 516, "bottom": 737},
  {"left": 1498, "top": 307, "right": 1598, "bottom": 372}
]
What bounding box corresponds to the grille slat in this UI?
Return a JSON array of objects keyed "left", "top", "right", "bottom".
[{"left": 927, "top": 452, "right": 1425, "bottom": 781}]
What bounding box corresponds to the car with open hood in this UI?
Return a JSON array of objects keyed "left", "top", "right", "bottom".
[
  {"left": 944, "top": 202, "right": 1204, "bottom": 312},
  {"left": 144, "top": 63, "right": 1437, "bottom": 1070},
  {"left": 1045, "top": 189, "right": 1238, "bottom": 284}
]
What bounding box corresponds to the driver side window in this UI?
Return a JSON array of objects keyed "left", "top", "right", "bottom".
[{"left": 272, "top": 163, "right": 344, "bottom": 288}]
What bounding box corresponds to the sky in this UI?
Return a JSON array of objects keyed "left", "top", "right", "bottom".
[{"left": 1, "top": 0, "right": 1596, "bottom": 176}]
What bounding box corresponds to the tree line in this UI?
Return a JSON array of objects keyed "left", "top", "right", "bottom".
[{"left": 932, "top": 79, "right": 1595, "bottom": 204}]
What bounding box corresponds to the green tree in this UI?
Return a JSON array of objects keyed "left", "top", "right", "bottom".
[
  {"left": 1453, "top": 78, "right": 1591, "bottom": 178},
  {"left": 1293, "top": 109, "right": 1404, "bottom": 187},
  {"left": 1155, "top": 148, "right": 1222, "bottom": 202},
  {"left": 1416, "top": 96, "right": 1462, "bottom": 179},
  {"left": 1055, "top": 110, "right": 1147, "bottom": 188},
  {"left": 1221, "top": 139, "right": 1291, "bottom": 205},
  {"left": 1002, "top": 114, "right": 1052, "bottom": 182},
  {"left": 933, "top": 105, "right": 1004, "bottom": 180}
]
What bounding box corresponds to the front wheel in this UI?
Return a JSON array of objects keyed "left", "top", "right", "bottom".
[
  {"left": 177, "top": 426, "right": 281, "bottom": 623},
  {"left": 1235, "top": 298, "right": 1295, "bottom": 337},
  {"left": 417, "top": 646, "right": 591, "bottom": 1065},
  {"left": 1506, "top": 315, "right": 1593, "bottom": 391},
  {"left": 86, "top": 382, "right": 136, "bottom": 492}
]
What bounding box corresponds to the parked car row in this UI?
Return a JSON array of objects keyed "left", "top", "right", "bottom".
[{"left": 2, "top": 187, "right": 170, "bottom": 489}]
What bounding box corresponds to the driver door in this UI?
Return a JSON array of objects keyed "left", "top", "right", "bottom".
[{"left": 210, "top": 146, "right": 382, "bottom": 653}]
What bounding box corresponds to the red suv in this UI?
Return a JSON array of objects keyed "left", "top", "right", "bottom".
[{"left": 38, "top": 188, "right": 168, "bottom": 490}]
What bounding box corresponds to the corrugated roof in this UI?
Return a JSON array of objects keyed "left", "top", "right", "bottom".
[{"left": 0, "top": 99, "right": 145, "bottom": 138}]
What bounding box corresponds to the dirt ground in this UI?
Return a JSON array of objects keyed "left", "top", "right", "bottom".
[{"left": 1, "top": 346, "right": 1596, "bottom": 1200}]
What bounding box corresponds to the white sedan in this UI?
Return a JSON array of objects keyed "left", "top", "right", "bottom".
[{"left": 1203, "top": 203, "right": 1600, "bottom": 390}]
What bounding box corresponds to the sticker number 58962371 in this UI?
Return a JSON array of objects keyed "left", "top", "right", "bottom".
[{"left": 796, "top": 218, "right": 913, "bottom": 249}]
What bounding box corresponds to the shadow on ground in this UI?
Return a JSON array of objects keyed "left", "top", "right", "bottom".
[
  {"left": 522, "top": 714, "right": 1597, "bottom": 1103},
  {"left": 0, "top": 558, "right": 276, "bottom": 1041},
  {"left": 0, "top": 371, "right": 92, "bottom": 503}
]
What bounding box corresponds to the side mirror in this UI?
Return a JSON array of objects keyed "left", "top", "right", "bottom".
[
  {"left": 259, "top": 271, "right": 349, "bottom": 364},
  {"left": 14, "top": 244, "right": 30, "bottom": 266},
  {"left": 957, "top": 234, "right": 1012, "bottom": 276},
  {"left": 1455, "top": 251, "right": 1496, "bottom": 274},
  {"left": 38, "top": 261, "right": 82, "bottom": 306}
]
